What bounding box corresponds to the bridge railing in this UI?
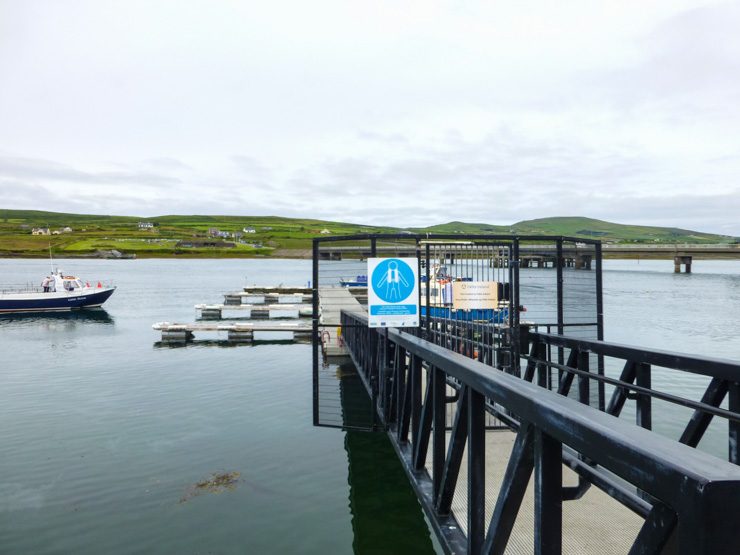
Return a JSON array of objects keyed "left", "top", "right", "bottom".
[
  {"left": 522, "top": 328, "right": 740, "bottom": 466},
  {"left": 341, "top": 309, "right": 740, "bottom": 555}
]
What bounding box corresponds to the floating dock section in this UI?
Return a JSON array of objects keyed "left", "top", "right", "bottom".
[
  {"left": 195, "top": 303, "right": 312, "bottom": 320},
  {"left": 153, "top": 321, "right": 313, "bottom": 343},
  {"left": 223, "top": 286, "right": 312, "bottom": 306},
  {"left": 155, "top": 284, "right": 369, "bottom": 349},
  {"left": 155, "top": 285, "right": 315, "bottom": 344}
]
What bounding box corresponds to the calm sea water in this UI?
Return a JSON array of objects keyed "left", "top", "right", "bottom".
[{"left": 1, "top": 258, "right": 738, "bottom": 554}]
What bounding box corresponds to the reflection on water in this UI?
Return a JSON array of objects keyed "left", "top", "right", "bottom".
[
  {"left": 152, "top": 338, "right": 309, "bottom": 349},
  {"left": 331, "top": 358, "right": 437, "bottom": 553},
  {"left": 0, "top": 308, "right": 114, "bottom": 326}
]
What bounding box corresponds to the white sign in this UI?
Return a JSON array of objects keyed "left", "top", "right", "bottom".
[
  {"left": 452, "top": 281, "right": 499, "bottom": 309},
  {"left": 367, "top": 257, "right": 419, "bottom": 328}
]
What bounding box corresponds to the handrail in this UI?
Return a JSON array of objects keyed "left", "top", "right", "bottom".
[
  {"left": 341, "top": 309, "right": 740, "bottom": 554},
  {"left": 529, "top": 329, "right": 740, "bottom": 381}
]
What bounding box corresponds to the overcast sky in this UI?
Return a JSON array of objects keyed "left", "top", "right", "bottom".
[{"left": 1, "top": 1, "right": 739, "bottom": 234}]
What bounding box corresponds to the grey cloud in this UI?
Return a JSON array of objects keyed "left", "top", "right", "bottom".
[{"left": 0, "top": 155, "right": 181, "bottom": 187}]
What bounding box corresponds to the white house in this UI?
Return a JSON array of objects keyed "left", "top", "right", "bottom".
[
  {"left": 32, "top": 227, "right": 50, "bottom": 235},
  {"left": 243, "top": 227, "right": 256, "bottom": 233},
  {"left": 320, "top": 228, "right": 331, "bottom": 234},
  {"left": 138, "top": 222, "right": 154, "bottom": 229}
]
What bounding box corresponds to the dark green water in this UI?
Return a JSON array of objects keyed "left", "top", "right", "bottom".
[
  {"left": 0, "top": 259, "right": 437, "bottom": 554},
  {"left": 1, "top": 258, "right": 739, "bottom": 553}
]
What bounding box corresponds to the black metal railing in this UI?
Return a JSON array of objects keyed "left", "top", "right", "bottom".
[
  {"left": 521, "top": 328, "right": 740, "bottom": 466},
  {"left": 341, "top": 309, "right": 740, "bottom": 555}
]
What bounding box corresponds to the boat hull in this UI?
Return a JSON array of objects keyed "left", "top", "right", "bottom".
[
  {"left": 0, "top": 288, "right": 115, "bottom": 314},
  {"left": 421, "top": 305, "right": 508, "bottom": 323}
]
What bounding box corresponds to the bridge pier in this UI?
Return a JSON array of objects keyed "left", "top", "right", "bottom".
[{"left": 674, "top": 256, "right": 692, "bottom": 273}]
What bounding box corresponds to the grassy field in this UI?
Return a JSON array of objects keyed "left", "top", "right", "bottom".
[{"left": 0, "top": 210, "right": 735, "bottom": 258}]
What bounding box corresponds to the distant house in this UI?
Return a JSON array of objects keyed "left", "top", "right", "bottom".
[
  {"left": 52, "top": 230, "right": 61, "bottom": 235},
  {"left": 32, "top": 227, "right": 50, "bottom": 235},
  {"left": 320, "top": 228, "right": 331, "bottom": 234},
  {"left": 138, "top": 221, "right": 154, "bottom": 229},
  {"left": 243, "top": 227, "right": 256, "bottom": 233},
  {"left": 62, "top": 226, "right": 73, "bottom": 233},
  {"left": 207, "top": 228, "right": 221, "bottom": 237},
  {"left": 176, "top": 240, "right": 235, "bottom": 248}
]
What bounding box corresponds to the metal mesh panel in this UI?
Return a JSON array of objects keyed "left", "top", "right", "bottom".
[
  {"left": 313, "top": 235, "right": 604, "bottom": 426},
  {"left": 423, "top": 241, "right": 511, "bottom": 371},
  {"left": 315, "top": 357, "right": 375, "bottom": 430}
]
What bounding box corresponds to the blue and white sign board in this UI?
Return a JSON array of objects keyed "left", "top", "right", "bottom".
[{"left": 367, "top": 257, "right": 419, "bottom": 328}]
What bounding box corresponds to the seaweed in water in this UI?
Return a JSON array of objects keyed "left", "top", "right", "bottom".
[{"left": 179, "top": 471, "right": 241, "bottom": 504}]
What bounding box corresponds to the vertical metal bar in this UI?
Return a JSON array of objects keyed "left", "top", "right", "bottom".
[
  {"left": 414, "top": 238, "right": 421, "bottom": 333},
  {"left": 636, "top": 362, "right": 652, "bottom": 430},
  {"left": 468, "top": 388, "right": 486, "bottom": 554},
  {"left": 537, "top": 340, "right": 548, "bottom": 388},
  {"left": 511, "top": 238, "right": 520, "bottom": 376},
  {"left": 432, "top": 366, "right": 446, "bottom": 497},
  {"left": 395, "top": 347, "right": 406, "bottom": 436},
  {"left": 534, "top": 429, "right": 562, "bottom": 555},
  {"left": 312, "top": 239, "right": 320, "bottom": 426},
  {"left": 730, "top": 382, "right": 739, "bottom": 465},
  {"left": 556, "top": 239, "right": 564, "bottom": 337},
  {"left": 595, "top": 242, "right": 605, "bottom": 411},
  {"left": 370, "top": 236, "right": 377, "bottom": 258},
  {"left": 371, "top": 330, "right": 379, "bottom": 430},
  {"left": 426, "top": 243, "right": 431, "bottom": 336},
  {"left": 411, "top": 355, "right": 422, "bottom": 444},
  {"left": 578, "top": 349, "right": 590, "bottom": 406}
]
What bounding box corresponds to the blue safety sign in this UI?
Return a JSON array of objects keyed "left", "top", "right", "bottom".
[{"left": 367, "top": 257, "right": 419, "bottom": 328}]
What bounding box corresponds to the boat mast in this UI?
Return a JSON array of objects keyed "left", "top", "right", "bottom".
[{"left": 49, "top": 242, "right": 55, "bottom": 274}]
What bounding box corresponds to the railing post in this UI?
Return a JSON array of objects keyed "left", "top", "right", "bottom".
[
  {"left": 432, "top": 366, "right": 446, "bottom": 497},
  {"left": 536, "top": 340, "right": 548, "bottom": 389},
  {"left": 534, "top": 429, "right": 562, "bottom": 555},
  {"left": 468, "top": 388, "right": 485, "bottom": 554},
  {"left": 510, "top": 238, "right": 521, "bottom": 376},
  {"left": 730, "top": 382, "right": 739, "bottom": 465},
  {"left": 595, "top": 242, "right": 605, "bottom": 410},
  {"left": 556, "top": 239, "right": 564, "bottom": 375},
  {"left": 636, "top": 362, "right": 652, "bottom": 430},
  {"left": 425, "top": 243, "right": 431, "bottom": 337},
  {"left": 312, "top": 239, "right": 320, "bottom": 426},
  {"left": 578, "top": 350, "right": 590, "bottom": 406}
]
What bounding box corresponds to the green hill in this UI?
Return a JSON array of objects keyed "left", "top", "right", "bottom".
[
  {"left": 415, "top": 217, "right": 733, "bottom": 244},
  {"left": 0, "top": 210, "right": 735, "bottom": 258}
]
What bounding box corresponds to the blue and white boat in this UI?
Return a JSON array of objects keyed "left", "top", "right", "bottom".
[
  {"left": 0, "top": 270, "right": 115, "bottom": 314},
  {"left": 340, "top": 275, "right": 368, "bottom": 287}
]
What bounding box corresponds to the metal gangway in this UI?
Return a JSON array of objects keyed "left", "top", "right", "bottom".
[{"left": 312, "top": 234, "right": 740, "bottom": 555}]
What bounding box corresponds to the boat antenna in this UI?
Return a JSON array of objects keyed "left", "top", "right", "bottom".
[{"left": 49, "top": 242, "right": 55, "bottom": 274}]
